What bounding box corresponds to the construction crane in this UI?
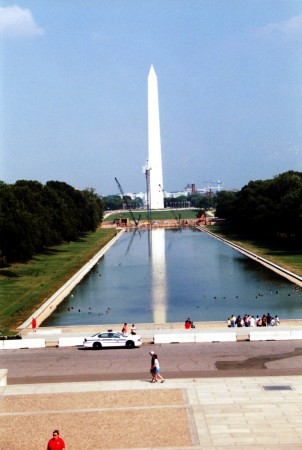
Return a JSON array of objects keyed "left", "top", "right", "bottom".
[
  {"left": 203, "top": 180, "right": 223, "bottom": 192},
  {"left": 203, "top": 180, "right": 222, "bottom": 185},
  {"left": 114, "top": 177, "right": 140, "bottom": 227}
]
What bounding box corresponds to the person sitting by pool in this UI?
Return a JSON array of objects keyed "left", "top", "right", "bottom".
[
  {"left": 236, "top": 315, "right": 243, "bottom": 327},
  {"left": 185, "top": 318, "right": 192, "bottom": 329},
  {"left": 275, "top": 315, "right": 280, "bottom": 325}
]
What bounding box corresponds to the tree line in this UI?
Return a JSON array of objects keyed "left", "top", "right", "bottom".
[
  {"left": 102, "top": 192, "right": 216, "bottom": 211},
  {"left": 0, "top": 180, "right": 104, "bottom": 263},
  {"left": 215, "top": 171, "right": 302, "bottom": 242},
  {"left": 103, "top": 195, "right": 143, "bottom": 211}
]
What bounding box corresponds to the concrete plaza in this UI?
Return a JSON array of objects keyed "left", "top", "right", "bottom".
[
  {"left": 2, "top": 323, "right": 302, "bottom": 449},
  {"left": 1, "top": 375, "right": 302, "bottom": 449}
]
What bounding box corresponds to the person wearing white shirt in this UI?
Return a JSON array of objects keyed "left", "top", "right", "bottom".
[{"left": 249, "top": 316, "right": 255, "bottom": 327}]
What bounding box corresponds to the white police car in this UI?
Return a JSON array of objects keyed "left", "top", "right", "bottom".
[{"left": 83, "top": 330, "right": 142, "bottom": 349}]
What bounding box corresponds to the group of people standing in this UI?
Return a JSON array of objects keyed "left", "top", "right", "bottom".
[{"left": 228, "top": 313, "right": 280, "bottom": 327}]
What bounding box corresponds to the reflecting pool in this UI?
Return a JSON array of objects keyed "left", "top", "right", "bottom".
[{"left": 43, "top": 228, "right": 302, "bottom": 326}]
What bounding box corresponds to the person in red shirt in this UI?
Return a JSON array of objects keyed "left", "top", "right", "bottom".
[
  {"left": 184, "top": 318, "right": 191, "bottom": 329},
  {"left": 47, "top": 429, "right": 66, "bottom": 450},
  {"left": 31, "top": 317, "right": 37, "bottom": 332}
]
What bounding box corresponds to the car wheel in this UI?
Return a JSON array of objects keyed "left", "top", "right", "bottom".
[
  {"left": 126, "top": 340, "right": 135, "bottom": 349},
  {"left": 93, "top": 342, "right": 102, "bottom": 350}
]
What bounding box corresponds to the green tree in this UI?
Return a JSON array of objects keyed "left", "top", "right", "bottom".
[
  {"left": 0, "top": 180, "right": 104, "bottom": 263},
  {"left": 187, "top": 194, "right": 202, "bottom": 207},
  {"left": 103, "top": 195, "right": 123, "bottom": 210},
  {"left": 215, "top": 190, "right": 237, "bottom": 221},
  {"left": 216, "top": 171, "right": 302, "bottom": 242}
]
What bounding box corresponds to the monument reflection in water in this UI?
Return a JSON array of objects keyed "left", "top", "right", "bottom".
[
  {"left": 43, "top": 228, "right": 302, "bottom": 327},
  {"left": 149, "top": 228, "right": 167, "bottom": 324}
]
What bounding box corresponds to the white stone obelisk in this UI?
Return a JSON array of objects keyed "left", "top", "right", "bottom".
[{"left": 148, "top": 65, "right": 164, "bottom": 209}]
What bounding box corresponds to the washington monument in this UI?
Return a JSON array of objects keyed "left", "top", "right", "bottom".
[{"left": 147, "top": 65, "right": 164, "bottom": 209}]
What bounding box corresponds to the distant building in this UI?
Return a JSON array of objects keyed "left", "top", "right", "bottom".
[{"left": 119, "top": 182, "right": 218, "bottom": 207}]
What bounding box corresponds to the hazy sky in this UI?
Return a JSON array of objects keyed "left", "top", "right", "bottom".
[{"left": 1, "top": 1, "right": 302, "bottom": 196}]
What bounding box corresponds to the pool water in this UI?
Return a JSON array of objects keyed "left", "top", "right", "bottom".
[{"left": 43, "top": 228, "right": 302, "bottom": 326}]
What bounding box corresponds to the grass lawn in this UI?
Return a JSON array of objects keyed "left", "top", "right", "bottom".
[
  {"left": 0, "top": 228, "right": 116, "bottom": 334},
  {"left": 210, "top": 226, "right": 302, "bottom": 278},
  {"left": 104, "top": 209, "right": 201, "bottom": 222}
]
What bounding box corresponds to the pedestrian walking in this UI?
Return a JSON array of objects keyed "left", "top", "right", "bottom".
[
  {"left": 149, "top": 351, "right": 165, "bottom": 383},
  {"left": 131, "top": 324, "right": 136, "bottom": 335},
  {"left": 149, "top": 351, "right": 156, "bottom": 382},
  {"left": 153, "top": 354, "right": 165, "bottom": 383},
  {"left": 47, "top": 429, "right": 66, "bottom": 450},
  {"left": 122, "top": 323, "right": 128, "bottom": 333}
]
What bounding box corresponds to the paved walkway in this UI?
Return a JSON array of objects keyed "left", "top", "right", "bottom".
[
  {"left": 3, "top": 324, "right": 302, "bottom": 448},
  {"left": 1, "top": 375, "right": 302, "bottom": 449}
]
